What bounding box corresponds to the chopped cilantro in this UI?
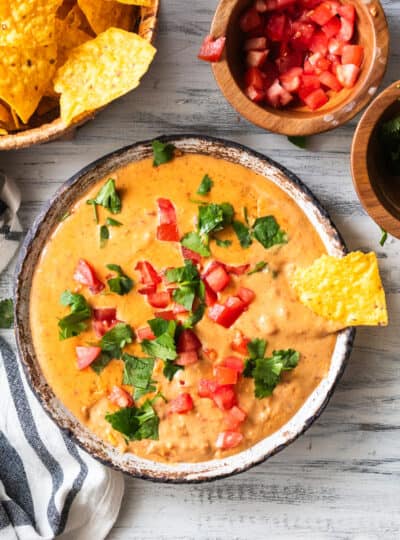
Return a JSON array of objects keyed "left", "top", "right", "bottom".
[
  {"left": 252, "top": 216, "right": 287, "bottom": 249},
  {"left": 106, "top": 217, "right": 123, "bottom": 227},
  {"left": 165, "top": 259, "right": 199, "bottom": 283},
  {"left": 105, "top": 400, "right": 159, "bottom": 441},
  {"left": 288, "top": 135, "right": 307, "bottom": 149},
  {"left": 379, "top": 227, "right": 388, "bottom": 247},
  {"left": 163, "top": 361, "right": 183, "bottom": 381},
  {"left": 233, "top": 220, "right": 252, "bottom": 248},
  {"left": 58, "top": 291, "right": 91, "bottom": 340},
  {"left": 181, "top": 232, "right": 210, "bottom": 257},
  {"left": 106, "top": 264, "right": 134, "bottom": 295},
  {"left": 141, "top": 332, "right": 177, "bottom": 361},
  {"left": 197, "top": 174, "right": 213, "bottom": 195},
  {"left": 243, "top": 338, "right": 267, "bottom": 377},
  {"left": 248, "top": 261, "right": 268, "bottom": 275},
  {"left": 0, "top": 298, "right": 13, "bottom": 329},
  {"left": 214, "top": 237, "right": 232, "bottom": 248},
  {"left": 165, "top": 261, "right": 205, "bottom": 322},
  {"left": 91, "top": 352, "right": 113, "bottom": 374},
  {"left": 99, "top": 322, "right": 134, "bottom": 359},
  {"left": 100, "top": 225, "right": 109, "bottom": 248},
  {"left": 148, "top": 317, "right": 176, "bottom": 338},
  {"left": 243, "top": 207, "right": 249, "bottom": 225},
  {"left": 182, "top": 302, "right": 205, "bottom": 329},
  {"left": 123, "top": 353, "right": 156, "bottom": 400},
  {"left": 87, "top": 178, "right": 121, "bottom": 215},
  {"left": 152, "top": 140, "right": 175, "bottom": 167}
]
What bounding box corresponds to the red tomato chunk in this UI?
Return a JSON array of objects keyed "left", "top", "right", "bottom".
[
  {"left": 214, "top": 365, "right": 238, "bottom": 385},
  {"left": 239, "top": 0, "right": 363, "bottom": 111},
  {"left": 208, "top": 296, "right": 247, "bottom": 328},
  {"left": 76, "top": 346, "right": 101, "bottom": 370},
  {"left": 108, "top": 386, "right": 134, "bottom": 408},
  {"left": 224, "top": 406, "right": 247, "bottom": 430},
  {"left": 73, "top": 259, "right": 104, "bottom": 294},
  {"left": 156, "top": 198, "right": 180, "bottom": 242},
  {"left": 168, "top": 393, "right": 194, "bottom": 414},
  {"left": 216, "top": 431, "right": 244, "bottom": 450},
  {"left": 198, "top": 35, "right": 226, "bottom": 62}
]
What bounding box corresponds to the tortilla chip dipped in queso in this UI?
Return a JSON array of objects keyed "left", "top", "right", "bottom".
[
  {"left": 0, "top": 0, "right": 155, "bottom": 134},
  {"left": 29, "top": 146, "right": 388, "bottom": 463}
]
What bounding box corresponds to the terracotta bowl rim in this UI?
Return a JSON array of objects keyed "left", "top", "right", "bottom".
[
  {"left": 211, "top": 0, "right": 389, "bottom": 136},
  {"left": 14, "top": 134, "right": 355, "bottom": 483}
]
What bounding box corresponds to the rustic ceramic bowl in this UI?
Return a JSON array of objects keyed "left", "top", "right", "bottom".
[
  {"left": 210, "top": 0, "right": 389, "bottom": 136},
  {"left": 14, "top": 135, "right": 355, "bottom": 482},
  {"left": 351, "top": 81, "right": 400, "bottom": 239},
  {"left": 0, "top": 2, "right": 159, "bottom": 151}
]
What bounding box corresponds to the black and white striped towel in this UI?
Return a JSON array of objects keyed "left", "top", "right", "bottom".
[{"left": 0, "top": 172, "right": 23, "bottom": 274}]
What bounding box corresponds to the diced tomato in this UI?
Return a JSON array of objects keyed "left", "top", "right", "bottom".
[
  {"left": 244, "top": 37, "right": 268, "bottom": 51},
  {"left": 176, "top": 351, "right": 199, "bottom": 366},
  {"left": 157, "top": 223, "right": 180, "bottom": 242},
  {"left": 137, "top": 326, "right": 156, "bottom": 341},
  {"left": 231, "top": 330, "right": 250, "bottom": 355},
  {"left": 204, "top": 263, "right": 230, "bottom": 293},
  {"left": 181, "top": 245, "right": 202, "bottom": 264},
  {"left": 266, "top": 14, "right": 288, "bottom": 42},
  {"left": 302, "top": 87, "right": 329, "bottom": 109},
  {"left": 246, "top": 49, "right": 269, "bottom": 68},
  {"left": 319, "top": 70, "right": 342, "bottom": 91},
  {"left": 204, "top": 281, "right": 218, "bottom": 307},
  {"left": 215, "top": 430, "right": 243, "bottom": 450},
  {"left": 198, "top": 35, "right": 226, "bottom": 62},
  {"left": 309, "top": 30, "right": 328, "bottom": 55},
  {"left": 280, "top": 66, "right": 303, "bottom": 92},
  {"left": 338, "top": 4, "right": 355, "bottom": 22},
  {"left": 246, "top": 85, "right": 265, "bottom": 102},
  {"left": 301, "top": 73, "right": 321, "bottom": 90},
  {"left": 309, "top": 2, "right": 336, "bottom": 25},
  {"left": 92, "top": 319, "right": 117, "bottom": 338},
  {"left": 240, "top": 8, "right": 262, "bottom": 32},
  {"left": 237, "top": 287, "right": 255, "bottom": 306},
  {"left": 156, "top": 198, "right": 180, "bottom": 242},
  {"left": 222, "top": 356, "right": 245, "bottom": 374},
  {"left": 336, "top": 63, "right": 359, "bottom": 88},
  {"left": 276, "top": 47, "right": 303, "bottom": 74},
  {"left": 108, "top": 386, "right": 134, "bottom": 408},
  {"left": 208, "top": 296, "right": 247, "bottom": 328},
  {"left": 172, "top": 303, "right": 189, "bottom": 314},
  {"left": 255, "top": 0, "right": 267, "bottom": 12},
  {"left": 265, "top": 0, "right": 296, "bottom": 10},
  {"left": 168, "top": 393, "right": 194, "bottom": 414},
  {"left": 265, "top": 79, "right": 293, "bottom": 107},
  {"left": 328, "top": 37, "right": 344, "bottom": 55},
  {"left": 245, "top": 67, "right": 265, "bottom": 89},
  {"left": 290, "top": 21, "right": 316, "bottom": 50},
  {"left": 146, "top": 291, "right": 171, "bottom": 308},
  {"left": 93, "top": 307, "right": 116, "bottom": 321},
  {"left": 214, "top": 365, "right": 238, "bottom": 385},
  {"left": 76, "top": 346, "right": 101, "bottom": 370},
  {"left": 303, "top": 58, "right": 315, "bottom": 74},
  {"left": 135, "top": 261, "right": 162, "bottom": 289},
  {"left": 338, "top": 16, "right": 354, "bottom": 42},
  {"left": 223, "top": 263, "right": 250, "bottom": 275},
  {"left": 177, "top": 329, "right": 202, "bottom": 353},
  {"left": 198, "top": 378, "right": 218, "bottom": 398},
  {"left": 224, "top": 406, "right": 247, "bottom": 430},
  {"left": 212, "top": 385, "right": 237, "bottom": 410},
  {"left": 322, "top": 15, "right": 341, "bottom": 38},
  {"left": 137, "top": 283, "right": 157, "bottom": 295},
  {"left": 73, "top": 259, "right": 104, "bottom": 294},
  {"left": 308, "top": 52, "right": 331, "bottom": 73},
  {"left": 341, "top": 44, "right": 363, "bottom": 67},
  {"left": 153, "top": 310, "right": 176, "bottom": 320}
]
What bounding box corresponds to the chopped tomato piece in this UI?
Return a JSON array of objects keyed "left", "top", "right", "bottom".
[
  {"left": 276, "top": 47, "right": 304, "bottom": 74},
  {"left": 322, "top": 15, "right": 341, "bottom": 38},
  {"left": 245, "top": 67, "right": 265, "bottom": 90},
  {"left": 223, "top": 263, "right": 250, "bottom": 275},
  {"left": 265, "top": 79, "right": 293, "bottom": 107},
  {"left": 240, "top": 7, "right": 262, "bottom": 32},
  {"left": 341, "top": 44, "right": 363, "bottom": 67},
  {"left": 198, "top": 378, "right": 218, "bottom": 398},
  {"left": 214, "top": 365, "right": 238, "bottom": 385},
  {"left": 93, "top": 307, "right": 117, "bottom": 321},
  {"left": 224, "top": 406, "right": 247, "bottom": 430},
  {"left": 92, "top": 319, "right": 117, "bottom": 338},
  {"left": 246, "top": 49, "right": 269, "bottom": 68},
  {"left": 319, "top": 70, "right": 342, "bottom": 91},
  {"left": 176, "top": 351, "right": 199, "bottom": 366},
  {"left": 137, "top": 326, "right": 156, "bottom": 341},
  {"left": 157, "top": 223, "right": 180, "bottom": 242},
  {"left": 153, "top": 310, "right": 176, "bottom": 320},
  {"left": 108, "top": 386, "right": 134, "bottom": 408},
  {"left": 168, "top": 393, "right": 194, "bottom": 414},
  {"left": 73, "top": 259, "right": 104, "bottom": 294},
  {"left": 302, "top": 87, "right": 329, "bottom": 109},
  {"left": 135, "top": 261, "right": 162, "bottom": 288},
  {"left": 244, "top": 37, "right": 268, "bottom": 51},
  {"left": 177, "top": 329, "right": 202, "bottom": 353},
  {"left": 212, "top": 385, "right": 237, "bottom": 410},
  {"left": 204, "top": 281, "right": 218, "bottom": 306},
  {"left": 76, "top": 346, "right": 101, "bottom": 370},
  {"left": 301, "top": 73, "right": 321, "bottom": 90},
  {"left": 216, "top": 430, "right": 243, "bottom": 450},
  {"left": 246, "top": 84, "right": 265, "bottom": 103},
  {"left": 147, "top": 291, "right": 171, "bottom": 308},
  {"left": 338, "top": 4, "right": 355, "bottom": 22},
  {"left": 223, "top": 356, "right": 245, "bottom": 374},
  {"left": 255, "top": 0, "right": 267, "bottom": 12},
  {"left": 237, "top": 287, "right": 255, "bottom": 306},
  {"left": 208, "top": 296, "right": 247, "bottom": 328},
  {"left": 308, "top": 52, "right": 331, "bottom": 73},
  {"left": 181, "top": 245, "right": 202, "bottom": 264},
  {"left": 338, "top": 16, "right": 354, "bottom": 42},
  {"left": 280, "top": 67, "right": 303, "bottom": 92},
  {"left": 309, "top": 30, "right": 328, "bottom": 55},
  {"left": 328, "top": 37, "right": 344, "bottom": 55},
  {"left": 198, "top": 35, "right": 226, "bottom": 62},
  {"left": 230, "top": 330, "right": 250, "bottom": 355},
  {"left": 336, "top": 63, "right": 360, "bottom": 88},
  {"left": 204, "top": 263, "right": 230, "bottom": 293},
  {"left": 156, "top": 198, "right": 179, "bottom": 242},
  {"left": 266, "top": 14, "right": 288, "bottom": 42},
  {"left": 290, "top": 21, "right": 315, "bottom": 51},
  {"left": 309, "top": 2, "right": 336, "bottom": 25},
  {"left": 172, "top": 303, "right": 189, "bottom": 314}
]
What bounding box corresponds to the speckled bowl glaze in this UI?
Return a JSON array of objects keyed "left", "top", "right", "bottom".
[{"left": 14, "top": 135, "right": 355, "bottom": 482}]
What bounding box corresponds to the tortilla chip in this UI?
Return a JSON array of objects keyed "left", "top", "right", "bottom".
[
  {"left": 0, "top": 43, "right": 57, "bottom": 123},
  {"left": 0, "top": 102, "right": 13, "bottom": 127},
  {"left": 63, "top": 4, "right": 94, "bottom": 35},
  {"left": 77, "top": 0, "right": 134, "bottom": 34},
  {"left": 55, "top": 14, "right": 93, "bottom": 68},
  {"left": 0, "top": 128, "right": 8, "bottom": 136},
  {"left": 54, "top": 28, "right": 155, "bottom": 125},
  {"left": 0, "top": 0, "right": 62, "bottom": 46},
  {"left": 117, "top": 0, "right": 153, "bottom": 5},
  {"left": 291, "top": 251, "right": 388, "bottom": 327},
  {"left": 57, "top": 0, "right": 77, "bottom": 19}
]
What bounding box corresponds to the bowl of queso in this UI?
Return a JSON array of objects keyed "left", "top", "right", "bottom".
[{"left": 15, "top": 136, "right": 354, "bottom": 482}]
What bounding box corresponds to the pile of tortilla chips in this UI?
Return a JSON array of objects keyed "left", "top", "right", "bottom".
[
  {"left": 291, "top": 251, "right": 388, "bottom": 327},
  {"left": 0, "top": 0, "right": 156, "bottom": 134}
]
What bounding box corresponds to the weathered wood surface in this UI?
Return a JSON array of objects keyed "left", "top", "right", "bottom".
[{"left": 1, "top": 0, "right": 400, "bottom": 538}]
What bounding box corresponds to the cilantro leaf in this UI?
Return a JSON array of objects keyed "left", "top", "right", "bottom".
[
  {"left": 141, "top": 332, "right": 177, "bottom": 361},
  {"left": 182, "top": 302, "right": 205, "bottom": 329},
  {"left": 181, "top": 232, "right": 210, "bottom": 257},
  {"left": 197, "top": 174, "right": 213, "bottom": 195},
  {"left": 243, "top": 337, "right": 267, "bottom": 377},
  {"left": 165, "top": 259, "right": 199, "bottom": 284},
  {"left": 0, "top": 299, "right": 13, "bottom": 329},
  {"left": 252, "top": 349, "right": 299, "bottom": 398},
  {"left": 288, "top": 135, "right": 307, "bottom": 149},
  {"left": 215, "top": 237, "right": 232, "bottom": 248},
  {"left": 58, "top": 291, "right": 91, "bottom": 340},
  {"left": 163, "top": 360, "right": 183, "bottom": 381},
  {"left": 198, "top": 202, "right": 234, "bottom": 236},
  {"left": 252, "top": 216, "right": 287, "bottom": 249},
  {"left": 152, "top": 140, "right": 175, "bottom": 167},
  {"left": 248, "top": 261, "right": 268, "bottom": 275},
  {"left": 173, "top": 285, "right": 196, "bottom": 311},
  {"left": 87, "top": 178, "right": 121, "bottom": 215},
  {"left": 165, "top": 261, "right": 205, "bottom": 322},
  {"left": 106, "top": 264, "right": 134, "bottom": 295},
  {"left": 105, "top": 399, "right": 159, "bottom": 441},
  {"left": 148, "top": 317, "right": 177, "bottom": 338},
  {"left": 380, "top": 227, "right": 388, "bottom": 247},
  {"left": 91, "top": 351, "right": 113, "bottom": 374},
  {"left": 99, "top": 322, "right": 134, "bottom": 359},
  {"left": 106, "top": 217, "right": 122, "bottom": 227},
  {"left": 232, "top": 220, "right": 252, "bottom": 248},
  {"left": 123, "top": 353, "right": 156, "bottom": 400},
  {"left": 100, "top": 225, "right": 109, "bottom": 248}
]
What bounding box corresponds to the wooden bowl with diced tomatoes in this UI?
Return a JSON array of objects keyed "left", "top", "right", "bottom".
[{"left": 206, "top": 0, "right": 389, "bottom": 136}]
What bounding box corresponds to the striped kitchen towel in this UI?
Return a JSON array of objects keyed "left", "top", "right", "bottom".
[
  {"left": 0, "top": 336, "right": 125, "bottom": 540},
  {"left": 0, "top": 172, "right": 23, "bottom": 274}
]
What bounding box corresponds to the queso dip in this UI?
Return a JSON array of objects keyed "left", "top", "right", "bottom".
[{"left": 30, "top": 151, "right": 339, "bottom": 463}]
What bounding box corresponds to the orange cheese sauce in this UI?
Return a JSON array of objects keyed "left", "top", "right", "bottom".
[{"left": 30, "top": 153, "right": 338, "bottom": 463}]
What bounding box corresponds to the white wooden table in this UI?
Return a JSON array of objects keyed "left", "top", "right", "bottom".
[{"left": 1, "top": 1, "right": 400, "bottom": 538}]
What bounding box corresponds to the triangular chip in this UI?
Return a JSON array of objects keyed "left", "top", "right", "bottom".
[
  {"left": 0, "top": 44, "right": 57, "bottom": 123},
  {"left": 0, "top": 0, "right": 62, "bottom": 46},
  {"left": 55, "top": 12, "right": 93, "bottom": 68},
  {"left": 54, "top": 28, "right": 156, "bottom": 125},
  {"left": 77, "top": 0, "right": 134, "bottom": 34},
  {"left": 117, "top": 0, "right": 154, "bottom": 5},
  {"left": 291, "top": 251, "right": 388, "bottom": 326}
]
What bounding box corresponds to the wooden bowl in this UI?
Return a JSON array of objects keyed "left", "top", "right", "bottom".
[
  {"left": 0, "top": 2, "right": 159, "bottom": 151},
  {"left": 210, "top": 0, "right": 389, "bottom": 136},
  {"left": 351, "top": 81, "right": 400, "bottom": 239}
]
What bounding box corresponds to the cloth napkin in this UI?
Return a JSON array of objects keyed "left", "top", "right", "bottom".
[{"left": 0, "top": 175, "right": 125, "bottom": 539}]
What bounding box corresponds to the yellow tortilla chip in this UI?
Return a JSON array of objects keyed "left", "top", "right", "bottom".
[
  {"left": 117, "top": 0, "right": 153, "bottom": 5},
  {"left": 55, "top": 14, "right": 93, "bottom": 68},
  {"left": 77, "top": 0, "right": 134, "bottom": 34},
  {"left": 57, "top": 0, "right": 78, "bottom": 19},
  {"left": 0, "top": 128, "right": 8, "bottom": 136},
  {"left": 0, "top": 0, "right": 62, "bottom": 46},
  {"left": 0, "top": 43, "right": 57, "bottom": 123},
  {"left": 62, "top": 4, "right": 94, "bottom": 35},
  {"left": 0, "top": 102, "right": 13, "bottom": 128},
  {"left": 291, "top": 251, "right": 388, "bottom": 327},
  {"left": 54, "top": 28, "right": 156, "bottom": 125}
]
